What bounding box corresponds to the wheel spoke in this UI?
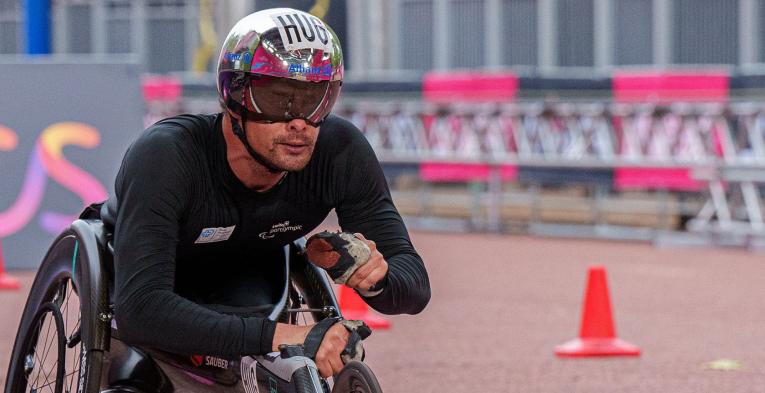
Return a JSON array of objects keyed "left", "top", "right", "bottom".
[
  {"left": 33, "top": 316, "right": 57, "bottom": 389},
  {"left": 62, "top": 289, "right": 70, "bottom": 336},
  {"left": 32, "top": 350, "right": 55, "bottom": 391},
  {"left": 63, "top": 278, "right": 82, "bottom": 393},
  {"left": 36, "top": 343, "right": 55, "bottom": 389},
  {"left": 37, "top": 315, "right": 57, "bottom": 383},
  {"left": 64, "top": 364, "right": 81, "bottom": 393},
  {"left": 71, "top": 318, "right": 80, "bottom": 342},
  {"left": 38, "top": 313, "right": 55, "bottom": 370},
  {"left": 65, "top": 282, "right": 75, "bottom": 326},
  {"left": 30, "top": 375, "right": 58, "bottom": 392}
]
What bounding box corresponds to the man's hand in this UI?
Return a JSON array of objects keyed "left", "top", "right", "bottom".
[
  {"left": 304, "top": 231, "right": 388, "bottom": 293},
  {"left": 313, "top": 323, "right": 350, "bottom": 378},
  {"left": 345, "top": 233, "right": 388, "bottom": 293},
  {"left": 273, "top": 322, "right": 350, "bottom": 378}
]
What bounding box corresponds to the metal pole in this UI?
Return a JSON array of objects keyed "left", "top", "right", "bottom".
[
  {"left": 389, "top": 0, "right": 401, "bottom": 70},
  {"left": 594, "top": 0, "right": 613, "bottom": 70},
  {"left": 132, "top": 0, "right": 146, "bottom": 69},
  {"left": 368, "top": 0, "right": 385, "bottom": 72},
  {"left": 186, "top": 1, "right": 199, "bottom": 72},
  {"left": 652, "top": 0, "right": 671, "bottom": 65},
  {"left": 52, "top": 1, "right": 68, "bottom": 54},
  {"left": 538, "top": 0, "right": 557, "bottom": 73},
  {"left": 485, "top": 0, "right": 502, "bottom": 67},
  {"left": 92, "top": 0, "right": 107, "bottom": 55},
  {"left": 433, "top": 0, "right": 450, "bottom": 69},
  {"left": 347, "top": 0, "right": 366, "bottom": 74},
  {"left": 487, "top": 164, "right": 503, "bottom": 232},
  {"left": 739, "top": 0, "right": 759, "bottom": 66}
]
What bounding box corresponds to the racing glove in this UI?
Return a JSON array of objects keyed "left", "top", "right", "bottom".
[
  {"left": 304, "top": 231, "right": 374, "bottom": 287},
  {"left": 298, "top": 317, "right": 372, "bottom": 364}
]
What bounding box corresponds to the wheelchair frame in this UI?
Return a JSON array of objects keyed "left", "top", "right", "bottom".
[{"left": 5, "top": 218, "right": 342, "bottom": 393}]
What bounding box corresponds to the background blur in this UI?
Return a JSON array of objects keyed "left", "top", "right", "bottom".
[
  {"left": 6, "top": 3, "right": 765, "bottom": 391},
  {"left": 4, "top": 0, "right": 765, "bottom": 268}
]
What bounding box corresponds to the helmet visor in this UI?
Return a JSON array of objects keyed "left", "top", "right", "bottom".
[{"left": 244, "top": 74, "right": 341, "bottom": 126}]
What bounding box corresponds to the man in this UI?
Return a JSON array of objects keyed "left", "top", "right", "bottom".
[{"left": 102, "top": 8, "right": 430, "bottom": 379}]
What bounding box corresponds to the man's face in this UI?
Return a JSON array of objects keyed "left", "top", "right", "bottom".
[{"left": 244, "top": 118, "right": 319, "bottom": 171}]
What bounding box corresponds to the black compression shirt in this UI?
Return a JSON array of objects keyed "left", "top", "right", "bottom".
[{"left": 102, "top": 113, "right": 430, "bottom": 358}]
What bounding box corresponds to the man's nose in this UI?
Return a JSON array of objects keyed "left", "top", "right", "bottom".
[{"left": 288, "top": 118, "right": 308, "bottom": 132}]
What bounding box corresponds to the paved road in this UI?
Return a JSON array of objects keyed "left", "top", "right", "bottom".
[{"left": 3, "top": 232, "right": 765, "bottom": 392}]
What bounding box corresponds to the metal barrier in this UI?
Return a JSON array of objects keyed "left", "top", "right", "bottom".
[{"left": 337, "top": 101, "right": 765, "bottom": 245}]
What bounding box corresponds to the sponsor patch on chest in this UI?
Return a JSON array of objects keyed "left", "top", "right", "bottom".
[
  {"left": 259, "top": 221, "right": 303, "bottom": 239},
  {"left": 194, "top": 225, "right": 236, "bottom": 244}
]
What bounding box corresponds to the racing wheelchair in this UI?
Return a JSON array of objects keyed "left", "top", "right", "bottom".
[{"left": 4, "top": 206, "right": 382, "bottom": 393}]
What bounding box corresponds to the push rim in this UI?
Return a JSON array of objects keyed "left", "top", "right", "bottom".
[{"left": 15, "top": 277, "right": 83, "bottom": 393}]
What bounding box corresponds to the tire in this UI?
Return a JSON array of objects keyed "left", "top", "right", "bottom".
[
  {"left": 331, "top": 361, "right": 383, "bottom": 393},
  {"left": 5, "top": 235, "right": 104, "bottom": 393}
]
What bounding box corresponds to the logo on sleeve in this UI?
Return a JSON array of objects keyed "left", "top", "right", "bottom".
[
  {"left": 190, "top": 355, "right": 204, "bottom": 367},
  {"left": 190, "top": 355, "right": 230, "bottom": 369},
  {"left": 195, "top": 225, "right": 236, "bottom": 244}
]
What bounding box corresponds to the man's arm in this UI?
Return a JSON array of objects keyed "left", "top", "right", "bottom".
[
  {"left": 111, "top": 128, "right": 275, "bottom": 357},
  {"left": 333, "top": 119, "right": 431, "bottom": 315}
]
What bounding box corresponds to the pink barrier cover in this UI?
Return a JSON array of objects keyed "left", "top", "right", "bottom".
[
  {"left": 613, "top": 71, "right": 729, "bottom": 103},
  {"left": 419, "top": 162, "right": 518, "bottom": 182},
  {"left": 142, "top": 76, "right": 183, "bottom": 102},
  {"left": 423, "top": 71, "right": 518, "bottom": 102},
  {"left": 614, "top": 167, "right": 704, "bottom": 192}
]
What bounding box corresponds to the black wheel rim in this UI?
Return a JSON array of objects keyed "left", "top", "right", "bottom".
[
  {"left": 348, "top": 374, "right": 372, "bottom": 393},
  {"left": 15, "top": 277, "right": 83, "bottom": 393},
  {"left": 332, "top": 361, "right": 383, "bottom": 393}
]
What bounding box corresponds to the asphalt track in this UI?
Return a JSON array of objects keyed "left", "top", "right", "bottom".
[{"left": 3, "top": 231, "right": 765, "bottom": 392}]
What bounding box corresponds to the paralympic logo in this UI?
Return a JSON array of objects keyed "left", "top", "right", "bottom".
[{"left": 0, "top": 122, "right": 108, "bottom": 237}]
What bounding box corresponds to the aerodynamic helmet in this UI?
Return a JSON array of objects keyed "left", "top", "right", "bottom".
[{"left": 216, "top": 8, "right": 344, "bottom": 127}]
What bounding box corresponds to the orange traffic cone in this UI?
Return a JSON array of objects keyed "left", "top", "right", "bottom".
[
  {"left": 554, "top": 265, "right": 639, "bottom": 357},
  {"left": 338, "top": 285, "right": 391, "bottom": 329},
  {"left": 0, "top": 240, "right": 20, "bottom": 290}
]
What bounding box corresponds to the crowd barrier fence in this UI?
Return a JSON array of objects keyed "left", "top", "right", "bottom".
[{"left": 335, "top": 101, "right": 765, "bottom": 246}]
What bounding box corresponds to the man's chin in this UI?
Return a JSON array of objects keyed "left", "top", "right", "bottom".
[{"left": 271, "top": 156, "right": 311, "bottom": 172}]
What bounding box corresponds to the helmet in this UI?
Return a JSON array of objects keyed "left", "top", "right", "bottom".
[{"left": 217, "top": 8, "right": 344, "bottom": 127}]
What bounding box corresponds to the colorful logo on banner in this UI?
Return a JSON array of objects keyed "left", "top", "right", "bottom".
[{"left": 0, "top": 122, "right": 108, "bottom": 237}]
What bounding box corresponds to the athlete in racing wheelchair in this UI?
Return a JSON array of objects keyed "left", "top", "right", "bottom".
[{"left": 5, "top": 8, "right": 430, "bottom": 393}]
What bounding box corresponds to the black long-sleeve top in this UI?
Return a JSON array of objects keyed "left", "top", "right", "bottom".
[{"left": 102, "top": 113, "right": 430, "bottom": 358}]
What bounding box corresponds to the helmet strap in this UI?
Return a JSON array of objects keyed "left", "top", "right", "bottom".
[{"left": 230, "top": 111, "right": 283, "bottom": 174}]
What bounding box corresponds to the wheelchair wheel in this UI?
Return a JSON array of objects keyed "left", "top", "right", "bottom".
[
  {"left": 331, "top": 361, "right": 383, "bottom": 393},
  {"left": 14, "top": 302, "right": 66, "bottom": 393},
  {"left": 5, "top": 238, "right": 104, "bottom": 393}
]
